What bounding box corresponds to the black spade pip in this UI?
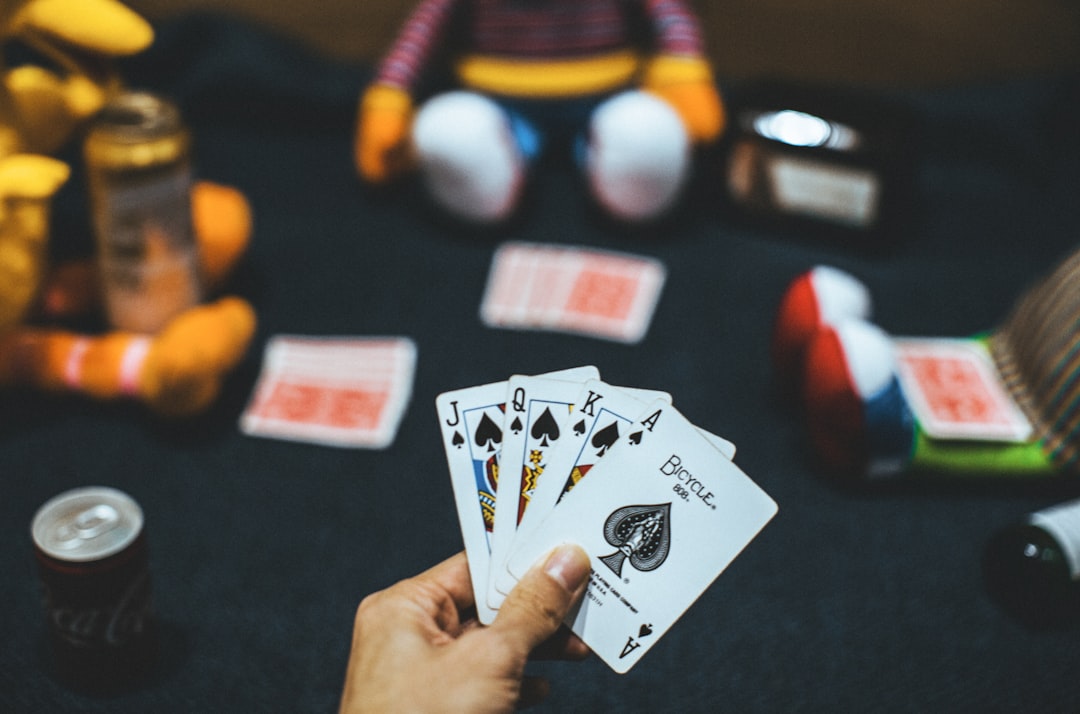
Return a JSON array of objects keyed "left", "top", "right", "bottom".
[
  {"left": 530, "top": 407, "right": 560, "bottom": 447},
  {"left": 600, "top": 503, "right": 672, "bottom": 577},
  {"left": 474, "top": 413, "right": 502, "bottom": 453},
  {"left": 591, "top": 421, "right": 620, "bottom": 456}
]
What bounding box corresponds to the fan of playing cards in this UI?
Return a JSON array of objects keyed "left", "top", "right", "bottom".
[{"left": 436, "top": 366, "right": 778, "bottom": 674}]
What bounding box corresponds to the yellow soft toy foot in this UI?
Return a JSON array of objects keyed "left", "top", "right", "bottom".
[{"left": 137, "top": 297, "right": 257, "bottom": 416}]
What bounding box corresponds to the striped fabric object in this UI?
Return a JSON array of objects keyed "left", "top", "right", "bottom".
[
  {"left": 991, "top": 247, "right": 1080, "bottom": 473},
  {"left": 375, "top": 0, "right": 706, "bottom": 92}
]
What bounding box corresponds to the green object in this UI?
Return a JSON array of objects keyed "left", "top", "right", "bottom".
[{"left": 911, "top": 428, "right": 1055, "bottom": 477}]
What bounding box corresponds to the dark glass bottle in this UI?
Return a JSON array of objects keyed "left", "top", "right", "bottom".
[{"left": 983, "top": 498, "right": 1080, "bottom": 629}]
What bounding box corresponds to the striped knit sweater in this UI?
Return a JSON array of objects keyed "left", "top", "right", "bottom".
[{"left": 375, "top": 0, "right": 707, "bottom": 95}]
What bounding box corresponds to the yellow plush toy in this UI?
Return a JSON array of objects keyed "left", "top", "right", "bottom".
[{"left": 0, "top": 0, "right": 256, "bottom": 416}]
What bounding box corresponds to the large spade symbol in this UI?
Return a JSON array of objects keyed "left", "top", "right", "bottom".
[
  {"left": 599, "top": 503, "right": 672, "bottom": 577},
  {"left": 474, "top": 413, "right": 502, "bottom": 453},
  {"left": 530, "top": 407, "right": 560, "bottom": 447},
  {"left": 591, "top": 421, "right": 620, "bottom": 457}
]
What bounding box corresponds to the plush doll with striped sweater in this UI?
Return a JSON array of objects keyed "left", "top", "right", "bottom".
[
  {"left": 355, "top": 0, "right": 725, "bottom": 224},
  {"left": 773, "top": 252, "right": 1080, "bottom": 481}
]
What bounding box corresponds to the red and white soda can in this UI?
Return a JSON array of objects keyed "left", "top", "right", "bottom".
[{"left": 31, "top": 486, "right": 157, "bottom": 692}]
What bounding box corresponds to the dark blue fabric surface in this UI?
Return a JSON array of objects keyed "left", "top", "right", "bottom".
[{"left": 4, "top": 14, "right": 1080, "bottom": 713}]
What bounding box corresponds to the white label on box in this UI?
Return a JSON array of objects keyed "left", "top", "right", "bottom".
[{"left": 766, "top": 154, "right": 881, "bottom": 228}]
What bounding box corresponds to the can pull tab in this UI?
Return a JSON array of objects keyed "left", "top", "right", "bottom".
[{"left": 56, "top": 504, "right": 121, "bottom": 548}]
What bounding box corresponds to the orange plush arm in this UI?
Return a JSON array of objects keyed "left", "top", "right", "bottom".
[
  {"left": 641, "top": 55, "right": 726, "bottom": 144},
  {"left": 0, "top": 296, "right": 256, "bottom": 416},
  {"left": 355, "top": 84, "right": 415, "bottom": 182}
]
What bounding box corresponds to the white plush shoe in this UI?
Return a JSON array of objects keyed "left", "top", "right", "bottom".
[
  {"left": 412, "top": 91, "right": 526, "bottom": 223},
  {"left": 584, "top": 90, "right": 690, "bottom": 221}
]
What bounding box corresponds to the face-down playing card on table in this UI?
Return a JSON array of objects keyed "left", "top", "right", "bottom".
[
  {"left": 434, "top": 366, "right": 599, "bottom": 624},
  {"left": 479, "top": 242, "right": 667, "bottom": 344},
  {"left": 505, "top": 400, "right": 777, "bottom": 673},
  {"left": 240, "top": 335, "right": 416, "bottom": 449}
]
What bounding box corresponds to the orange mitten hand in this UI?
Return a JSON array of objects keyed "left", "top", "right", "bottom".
[
  {"left": 355, "top": 84, "right": 414, "bottom": 182},
  {"left": 38, "top": 180, "right": 252, "bottom": 319},
  {"left": 642, "top": 55, "right": 725, "bottom": 144},
  {"left": 138, "top": 296, "right": 256, "bottom": 416},
  {"left": 191, "top": 181, "right": 251, "bottom": 290}
]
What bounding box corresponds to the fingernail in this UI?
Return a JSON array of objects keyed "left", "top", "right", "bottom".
[{"left": 542, "top": 544, "right": 590, "bottom": 591}]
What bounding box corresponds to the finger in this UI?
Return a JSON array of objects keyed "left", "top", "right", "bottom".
[
  {"left": 362, "top": 551, "right": 475, "bottom": 638},
  {"left": 412, "top": 550, "right": 476, "bottom": 614},
  {"left": 489, "top": 544, "right": 590, "bottom": 656},
  {"left": 517, "top": 676, "right": 551, "bottom": 709},
  {"left": 529, "top": 627, "right": 591, "bottom": 662}
]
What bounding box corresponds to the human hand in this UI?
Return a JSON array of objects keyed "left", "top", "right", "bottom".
[{"left": 339, "top": 545, "right": 591, "bottom": 714}]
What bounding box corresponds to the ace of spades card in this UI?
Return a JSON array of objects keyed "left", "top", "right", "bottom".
[
  {"left": 488, "top": 371, "right": 599, "bottom": 605},
  {"left": 507, "top": 380, "right": 673, "bottom": 575},
  {"left": 505, "top": 400, "right": 777, "bottom": 673},
  {"left": 512, "top": 379, "right": 737, "bottom": 580}
]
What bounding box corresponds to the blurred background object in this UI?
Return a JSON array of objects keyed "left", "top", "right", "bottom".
[{"left": 122, "top": 0, "right": 1079, "bottom": 86}]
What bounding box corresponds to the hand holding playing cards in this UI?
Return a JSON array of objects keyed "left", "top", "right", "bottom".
[
  {"left": 339, "top": 546, "right": 591, "bottom": 714},
  {"left": 438, "top": 369, "right": 775, "bottom": 672}
]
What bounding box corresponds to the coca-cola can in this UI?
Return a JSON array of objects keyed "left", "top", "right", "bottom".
[{"left": 31, "top": 486, "right": 157, "bottom": 691}]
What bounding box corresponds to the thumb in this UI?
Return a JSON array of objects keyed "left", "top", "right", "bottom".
[{"left": 489, "top": 544, "right": 591, "bottom": 656}]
